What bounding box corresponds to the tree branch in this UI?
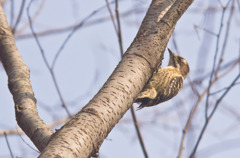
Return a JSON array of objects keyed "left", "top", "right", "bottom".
[
  {"left": 38, "top": 0, "right": 194, "bottom": 157},
  {"left": 0, "top": 3, "right": 53, "bottom": 151}
]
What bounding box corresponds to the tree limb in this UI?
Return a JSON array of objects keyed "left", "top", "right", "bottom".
[
  {"left": 39, "top": 0, "right": 194, "bottom": 157},
  {"left": 0, "top": 3, "right": 53, "bottom": 152}
]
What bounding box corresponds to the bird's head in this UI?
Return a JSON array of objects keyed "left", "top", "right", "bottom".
[{"left": 167, "top": 48, "right": 190, "bottom": 79}]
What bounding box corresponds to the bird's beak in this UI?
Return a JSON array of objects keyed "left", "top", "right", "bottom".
[
  {"left": 168, "top": 48, "right": 174, "bottom": 56},
  {"left": 167, "top": 48, "right": 177, "bottom": 67}
]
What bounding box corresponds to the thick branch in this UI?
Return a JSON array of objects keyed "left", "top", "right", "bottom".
[
  {"left": 0, "top": 3, "right": 53, "bottom": 151},
  {"left": 39, "top": 0, "right": 193, "bottom": 157}
]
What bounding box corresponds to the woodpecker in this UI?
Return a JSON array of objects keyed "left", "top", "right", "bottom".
[{"left": 135, "top": 48, "right": 189, "bottom": 109}]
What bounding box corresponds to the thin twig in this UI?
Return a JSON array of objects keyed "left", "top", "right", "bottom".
[
  {"left": 130, "top": 106, "right": 149, "bottom": 158},
  {"left": 192, "top": 58, "right": 240, "bottom": 84},
  {"left": 172, "top": 31, "right": 202, "bottom": 158},
  {"left": 0, "top": 117, "right": 70, "bottom": 136},
  {"left": 115, "top": 0, "right": 124, "bottom": 57},
  {"left": 210, "top": 82, "right": 240, "bottom": 95},
  {"left": 205, "top": 0, "right": 231, "bottom": 120},
  {"left": 194, "top": 24, "right": 218, "bottom": 37},
  {"left": 210, "top": 59, "right": 240, "bottom": 96},
  {"left": 186, "top": 68, "right": 238, "bottom": 158},
  {"left": 12, "top": 0, "right": 26, "bottom": 34},
  {"left": 15, "top": 6, "right": 145, "bottom": 39},
  {"left": 51, "top": 4, "right": 107, "bottom": 69},
  {"left": 177, "top": 81, "right": 213, "bottom": 158},
  {"left": 27, "top": 0, "right": 120, "bottom": 118},
  {"left": 17, "top": 0, "right": 45, "bottom": 35},
  {"left": 190, "top": 73, "right": 240, "bottom": 158},
  {"left": 27, "top": 0, "right": 72, "bottom": 117},
  {"left": 210, "top": 60, "right": 240, "bottom": 96},
  {"left": 189, "top": 1, "right": 234, "bottom": 157},
  {"left": 177, "top": 2, "right": 236, "bottom": 154},
  {"left": 16, "top": 128, "right": 40, "bottom": 153},
  {"left": 105, "top": 0, "right": 118, "bottom": 33},
  {"left": 4, "top": 132, "right": 14, "bottom": 158},
  {"left": 176, "top": 67, "right": 234, "bottom": 158},
  {"left": 215, "top": 1, "right": 235, "bottom": 78}
]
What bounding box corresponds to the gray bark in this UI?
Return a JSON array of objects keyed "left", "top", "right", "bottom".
[{"left": 0, "top": 3, "right": 53, "bottom": 151}]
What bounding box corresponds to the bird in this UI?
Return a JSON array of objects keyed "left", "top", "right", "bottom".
[{"left": 135, "top": 48, "right": 189, "bottom": 110}]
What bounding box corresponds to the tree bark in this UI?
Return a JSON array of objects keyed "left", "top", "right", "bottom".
[{"left": 0, "top": 3, "right": 53, "bottom": 151}]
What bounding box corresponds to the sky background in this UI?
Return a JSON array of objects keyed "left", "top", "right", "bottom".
[{"left": 1, "top": 0, "right": 240, "bottom": 157}]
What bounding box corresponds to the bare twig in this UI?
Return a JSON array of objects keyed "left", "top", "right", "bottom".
[
  {"left": 17, "top": 0, "right": 45, "bottom": 35},
  {"left": 178, "top": 57, "right": 238, "bottom": 158},
  {"left": 205, "top": 0, "right": 232, "bottom": 120},
  {"left": 115, "top": 0, "right": 124, "bottom": 57},
  {"left": 27, "top": 0, "right": 106, "bottom": 118},
  {"left": 172, "top": 31, "right": 203, "bottom": 158},
  {"left": 0, "top": 117, "right": 70, "bottom": 136},
  {"left": 194, "top": 24, "right": 218, "bottom": 37},
  {"left": 12, "top": 0, "right": 26, "bottom": 34},
  {"left": 27, "top": 0, "right": 72, "bottom": 117},
  {"left": 215, "top": 1, "right": 235, "bottom": 78},
  {"left": 51, "top": 2, "right": 105, "bottom": 69},
  {"left": 4, "top": 132, "right": 14, "bottom": 158},
  {"left": 189, "top": 1, "right": 236, "bottom": 157},
  {"left": 177, "top": 66, "right": 234, "bottom": 158},
  {"left": 178, "top": 2, "right": 237, "bottom": 156},
  {"left": 105, "top": 0, "right": 118, "bottom": 33},
  {"left": 16, "top": 128, "right": 40, "bottom": 153},
  {"left": 130, "top": 106, "right": 149, "bottom": 158},
  {"left": 210, "top": 82, "right": 240, "bottom": 95},
  {"left": 177, "top": 82, "right": 211, "bottom": 158},
  {"left": 190, "top": 73, "right": 240, "bottom": 158},
  {"left": 15, "top": 7, "right": 145, "bottom": 40},
  {"left": 192, "top": 58, "right": 240, "bottom": 84}
]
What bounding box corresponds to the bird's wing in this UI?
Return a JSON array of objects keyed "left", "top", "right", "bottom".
[
  {"left": 154, "top": 75, "right": 184, "bottom": 104},
  {"left": 136, "top": 87, "right": 157, "bottom": 100}
]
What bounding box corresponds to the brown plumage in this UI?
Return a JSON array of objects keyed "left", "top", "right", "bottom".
[{"left": 135, "top": 48, "right": 190, "bottom": 110}]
